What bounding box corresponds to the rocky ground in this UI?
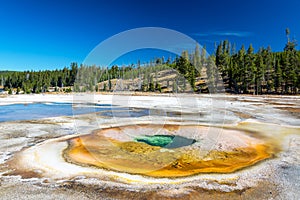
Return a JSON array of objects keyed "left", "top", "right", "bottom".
[{"left": 0, "top": 94, "right": 299, "bottom": 199}]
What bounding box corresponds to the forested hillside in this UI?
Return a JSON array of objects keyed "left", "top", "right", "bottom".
[{"left": 1, "top": 29, "right": 299, "bottom": 95}]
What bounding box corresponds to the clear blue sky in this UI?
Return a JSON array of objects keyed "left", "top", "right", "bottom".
[{"left": 0, "top": 0, "right": 299, "bottom": 71}]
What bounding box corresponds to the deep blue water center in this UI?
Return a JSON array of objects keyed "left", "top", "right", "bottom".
[{"left": 135, "top": 135, "right": 197, "bottom": 149}]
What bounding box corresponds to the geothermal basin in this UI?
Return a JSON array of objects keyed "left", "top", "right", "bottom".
[
  {"left": 0, "top": 94, "right": 299, "bottom": 199},
  {"left": 64, "top": 124, "right": 275, "bottom": 177}
]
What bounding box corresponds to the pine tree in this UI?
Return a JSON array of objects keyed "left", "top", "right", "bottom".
[
  {"left": 193, "top": 43, "right": 201, "bottom": 74},
  {"left": 206, "top": 56, "right": 217, "bottom": 93},
  {"left": 181, "top": 50, "right": 189, "bottom": 63},
  {"left": 244, "top": 44, "right": 256, "bottom": 94},
  {"left": 283, "top": 28, "right": 298, "bottom": 94}
]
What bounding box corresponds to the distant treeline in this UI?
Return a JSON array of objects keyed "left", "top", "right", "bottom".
[
  {"left": 213, "top": 38, "right": 300, "bottom": 94},
  {"left": 0, "top": 65, "right": 78, "bottom": 94},
  {"left": 1, "top": 29, "right": 299, "bottom": 94}
]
